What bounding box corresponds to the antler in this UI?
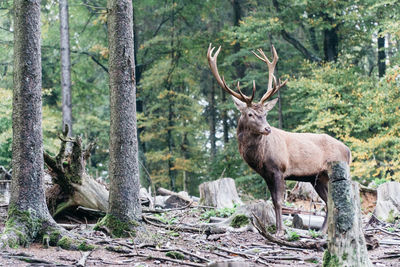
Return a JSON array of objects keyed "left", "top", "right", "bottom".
[
  {"left": 207, "top": 44, "right": 255, "bottom": 106},
  {"left": 252, "top": 45, "right": 288, "bottom": 104}
]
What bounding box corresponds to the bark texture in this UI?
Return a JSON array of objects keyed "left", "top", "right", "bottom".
[
  {"left": 107, "top": 0, "right": 142, "bottom": 224},
  {"left": 2, "top": 0, "right": 61, "bottom": 247},
  {"left": 324, "top": 161, "right": 372, "bottom": 267},
  {"left": 59, "top": 0, "right": 72, "bottom": 136}
]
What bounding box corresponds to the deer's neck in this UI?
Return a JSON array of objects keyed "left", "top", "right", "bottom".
[{"left": 237, "top": 126, "right": 273, "bottom": 172}]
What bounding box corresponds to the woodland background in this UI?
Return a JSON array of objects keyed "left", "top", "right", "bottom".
[{"left": 0, "top": 0, "right": 399, "bottom": 198}]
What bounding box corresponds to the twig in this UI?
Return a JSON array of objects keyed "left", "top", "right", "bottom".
[
  {"left": 76, "top": 251, "right": 92, "bottom": 267},
  {"left": 148, "top": 247, "right": 210, "bottom": 263},
  {"left": 123, "top": 253, "right": 205, "bottom": 267},
  {"left": 215, "top": 246, "right": 252, "bottom": 259},
  {"left": 142, "top": 201, "right": 193, "bottom": 213},
  {"left": 378, "top": 227, "right": 400, "bottom": 238}
]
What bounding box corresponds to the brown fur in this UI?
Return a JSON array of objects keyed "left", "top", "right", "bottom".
[{"left": 235, "top": 101, "right": 351, "bottom": 234}]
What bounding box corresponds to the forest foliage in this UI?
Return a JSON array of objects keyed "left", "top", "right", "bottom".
[{"left": 0, "top": 0, "right": 399, "bottom": 198}]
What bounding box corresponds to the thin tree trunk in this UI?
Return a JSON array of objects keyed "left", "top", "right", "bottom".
[
  {"left": 209, "top": 80, "right": 217, "bottom": 160},
  {"left": 222, "top": 90, "right": 229, "bottom": 144},
  {"left": 378, "top": 31, "right": 386, "bottom": 78},
  {"left": 2, "top": 0, "right": 62, "bottom": 247},
  {"left": 59, "top": 0, "right": 72, "bottom": 136},
  {"left": 232, "top": 0, "right": 245, "bottom": 78},
  {"left": 100, "top": 0, "right": 141, "bottom": 237}
]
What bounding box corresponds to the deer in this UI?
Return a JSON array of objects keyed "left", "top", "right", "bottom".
[{"left": 207, "top": 44, "right": 351, "bottom": 235}]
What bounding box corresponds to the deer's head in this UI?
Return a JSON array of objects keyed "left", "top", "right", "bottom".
[{"left": 207, "top": 44, "right": 287, "bottom": 136}]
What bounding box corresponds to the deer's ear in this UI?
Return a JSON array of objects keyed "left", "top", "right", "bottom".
[
  {"left": 263, "top": 98, "right": 278, "bottom": 112},
  {"left": 232, "top": 96, "right": 246, "bottom": 111}
]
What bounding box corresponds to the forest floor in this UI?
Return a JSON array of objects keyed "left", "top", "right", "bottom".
[{"left": 0, "top": 204, "right": 399, "bottom": 267}]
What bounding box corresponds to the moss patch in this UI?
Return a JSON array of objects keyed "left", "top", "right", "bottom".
[
  {"left": 230, "top": 214, "right": 249, "bottom": 228},
  {"left": 165, "top": 251, "right": 185, "bottom": 260},
  {"left": 1, "top": 205, "right": 43, "bottom": 248},
  {"left": 48, "top": 230, "right": 62, "bottom": 246},
  {"left": 78, "top": 241, "right": 96, "bottom": 251},
  {"left": 322, "top": 250, "right": 340, "bottom": 267},
  {"left": 57, "top": 236, "right": 73, "bottom": 250},
  {"left": 94, "top": 214, "right": 139, "bottom": 238}
]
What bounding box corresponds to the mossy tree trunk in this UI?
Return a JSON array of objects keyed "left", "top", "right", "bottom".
[
  {"left": 44, "top": 125, "right": 109, "bottom": 217},
  {"left": 323, "top": 161, "right": 372, "bottom": 267},
  {"left": 97, "top": 0, "right": 141, "bottom": 237},
  {"left": 1, "top": 0, "right": 63, "bottom": 248}
]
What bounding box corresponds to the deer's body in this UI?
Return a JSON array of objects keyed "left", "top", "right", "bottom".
[
  {"left": 238, "top": 126, "right": 351, "bottom": 180},
  {"left": 207, "top": 44, "right": 351, "bottom": 235}
]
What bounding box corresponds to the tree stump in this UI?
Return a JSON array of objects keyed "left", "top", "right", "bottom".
[
  {"left": 199, "top": 178, "right": 243, "bottom": 209},
  {"left": 324, "top": 161, "right": 372, "bottom": 267},
  {"left": 373, "top": 181, "right": 400, "bottom": 222}
]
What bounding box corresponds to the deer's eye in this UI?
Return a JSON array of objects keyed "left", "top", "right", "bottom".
[{"left": 248, "top": 113, "right": 253, "bottom": 117}]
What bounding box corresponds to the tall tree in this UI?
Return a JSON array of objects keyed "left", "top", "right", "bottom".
[
  {"left": 1, "top": 0, "right": 62, "bottom": 247},
  {"left": 59, "top": 0, "right": 72, "bottom": 136},
  {"left": 96, "top": 0, "right": 141, "bottom": 236}
]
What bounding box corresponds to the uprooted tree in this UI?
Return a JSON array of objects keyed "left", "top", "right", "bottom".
[{"left": 44, "top": 125, "right": 109, "bottom": 217}]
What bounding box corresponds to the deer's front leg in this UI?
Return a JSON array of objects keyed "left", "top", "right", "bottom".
[{"left": 267, "top": 172, "right": 285, "bottom": 236}]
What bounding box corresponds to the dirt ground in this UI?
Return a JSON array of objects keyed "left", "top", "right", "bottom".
[{"left": 0, "top": 205, "right": 399, "bottom": 267}]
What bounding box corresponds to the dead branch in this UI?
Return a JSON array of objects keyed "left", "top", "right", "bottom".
[
  {"left": 142, "top": 215, "right": 226, "bottom": 235},
  {"left": 76, "top": 251, "right": 92, "bottom": 267},
  {"left": 122, "top": 252, "right": 205, "bottom": 267},
  {"left": 251, "top": 213, "right": 326, "bottom": 251}
]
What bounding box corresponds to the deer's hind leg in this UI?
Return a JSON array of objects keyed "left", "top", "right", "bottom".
[{"left": 312, "top": 173, "right": 329, "bottom": 233}]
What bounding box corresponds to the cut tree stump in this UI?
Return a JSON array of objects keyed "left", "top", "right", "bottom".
[
  {"left": 373, "top": 181, "right": 400, "bottom": 222},
  {"left": 199, "top": 178, "right": 243, "bottom": 209},
  {"left": 287, "top": 182, "right": 321, "bottom": 202},
  {"left": 44, "top": 125, "right": 109, "bottom": 217},
  {"left": 324, "top": 161, "right": 372, "bottom": 267}
]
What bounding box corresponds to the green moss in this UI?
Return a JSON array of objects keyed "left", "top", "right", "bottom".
[
  {"left": 94, "top": 214, "right": 139, "bottom": 238},
  {"left": 78, "top": 241, "right": 95, "bottom": 251},
  {"left": 49, "top": 230, "right": 62, "bottom": 246},
  {"left": 342, "top": 253, "right": 348, "bottom": 261},
  {"left": 1, "top": 205, "right": 43, "bottom": 248},
  {"left": 165, "top": 251, "right": 185, "bottom": 260},
  {"left": 322, "top": 251, "right": 340, "bottom": 267},
  {"left": 230, "top": 214, "right": 249, "bottom": 228},
  {"left": 267, "top": 225, "right": 276, "bottom": 234},
  {"left": 57, "top": 236, "right": 73, "bottom": 250}
]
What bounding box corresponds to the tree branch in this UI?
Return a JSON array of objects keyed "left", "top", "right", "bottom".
[{"left": 272, "top": 0, "right": 321, "bottom": 63}]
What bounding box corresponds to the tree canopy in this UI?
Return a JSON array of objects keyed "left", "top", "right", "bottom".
[{"left": 0, "top": 0, "right": 399, "bottom": 198}]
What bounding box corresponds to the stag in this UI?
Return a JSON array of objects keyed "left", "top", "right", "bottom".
[{"left": 207, "top": 44, "right": 351, "bottom": 235}]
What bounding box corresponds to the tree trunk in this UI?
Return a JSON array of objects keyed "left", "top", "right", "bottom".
[
  {"left": 1, "top": 0, "right": 62, "bottom": 247},
  {"left": 378, "top": 31, "right": 386, "bottom": 78},
  {"left": 59, "top": 0, "right": 72, "bottom": 137},
  {"left": 324, "top": 161, "right": 372, "bottom": 267},
  {"left": 323, "top": 26, "right": 339, "bottom": 62},
  {"left": 99, "top": 0, "right": 142, "bottom": 237},
  {"left": 222, "top": 90, "right": 229, "bottom": 144},
  {"left": 209, "top": 80, "right": 217, "bottom": 160}
]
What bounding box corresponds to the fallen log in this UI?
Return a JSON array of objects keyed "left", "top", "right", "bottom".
[{"left": 292, "top": 214, "right": 324, "bottom": 230}]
